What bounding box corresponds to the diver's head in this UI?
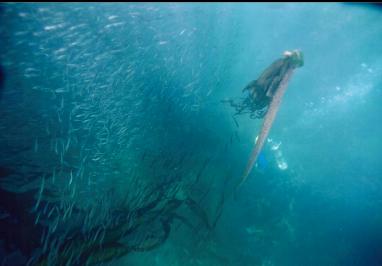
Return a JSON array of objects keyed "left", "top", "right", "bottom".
[{"left": 283, "top": 49, "right": 304, "bottom": 68}]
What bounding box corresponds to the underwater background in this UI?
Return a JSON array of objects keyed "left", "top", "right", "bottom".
[{"left": 1, "top": 3, "right": 382, "bottom": 266}]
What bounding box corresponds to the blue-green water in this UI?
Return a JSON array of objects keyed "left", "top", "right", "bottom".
[{"left": 1, "top": 3, "right": 382, "bottom": 266}]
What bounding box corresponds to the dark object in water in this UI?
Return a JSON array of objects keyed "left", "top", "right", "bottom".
[
  {"left": 0, "top": 166, "right": 13, "bottom": 179},
  {"left": 0, "top": 187, "right": 44, "bottom": 257},
  {"left": 227, "top": 50, "right": 304, "bottom": 119},
  {"left": 237, "top": 50, "right": 304, "bottom": 188}
]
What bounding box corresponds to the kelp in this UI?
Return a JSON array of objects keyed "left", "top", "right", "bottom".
[
  {"left": 33, "top": 177, "right": 220, "bottom": 265},
  {"left": 1, "top": 156, "right": 232, "bottom": 266}
]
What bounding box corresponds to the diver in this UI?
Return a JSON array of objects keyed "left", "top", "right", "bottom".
[{"left": 227, "top": 50, "right": 304, "bottom": 119}]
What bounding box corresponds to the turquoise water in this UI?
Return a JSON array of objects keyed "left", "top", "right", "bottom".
[{"left": 1, "top": 3, "right": 382, "bottom": 266}]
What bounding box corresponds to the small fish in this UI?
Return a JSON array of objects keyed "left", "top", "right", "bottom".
[
  {"left": 43, "top": 202, "right": 49, "bottom": 215},
  {"left": 34, "top": 211, "right": 41, "bottom": 225},
  {"left": 65, "top": 137, "right": 71, "bottom": 151},
  {"left": 33, "top": 175, "right": 45, "bottom": 211},
  {"left": 51, "top": 168, "right": 56, "bottom": 184},
  {"left": 107, "top": 15, "right": 118, "bottom": 20},
  {"left": 235, "top": 131, "right": 240, "bottom": 142},
  {"left": 69, "top": 170, "right": 73, "bottom": 186},
  {"left": 47, "top": 206, "right": 56, "bottom": 218},
  {"left": 232, "top": 116, "right": 239, "bottom": 128},
  {"left": 54, "top": 139, "right": 58, "bottom": 154},
  {"left": 34, "top": 138, "right": 38, "bottom": 153}
]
